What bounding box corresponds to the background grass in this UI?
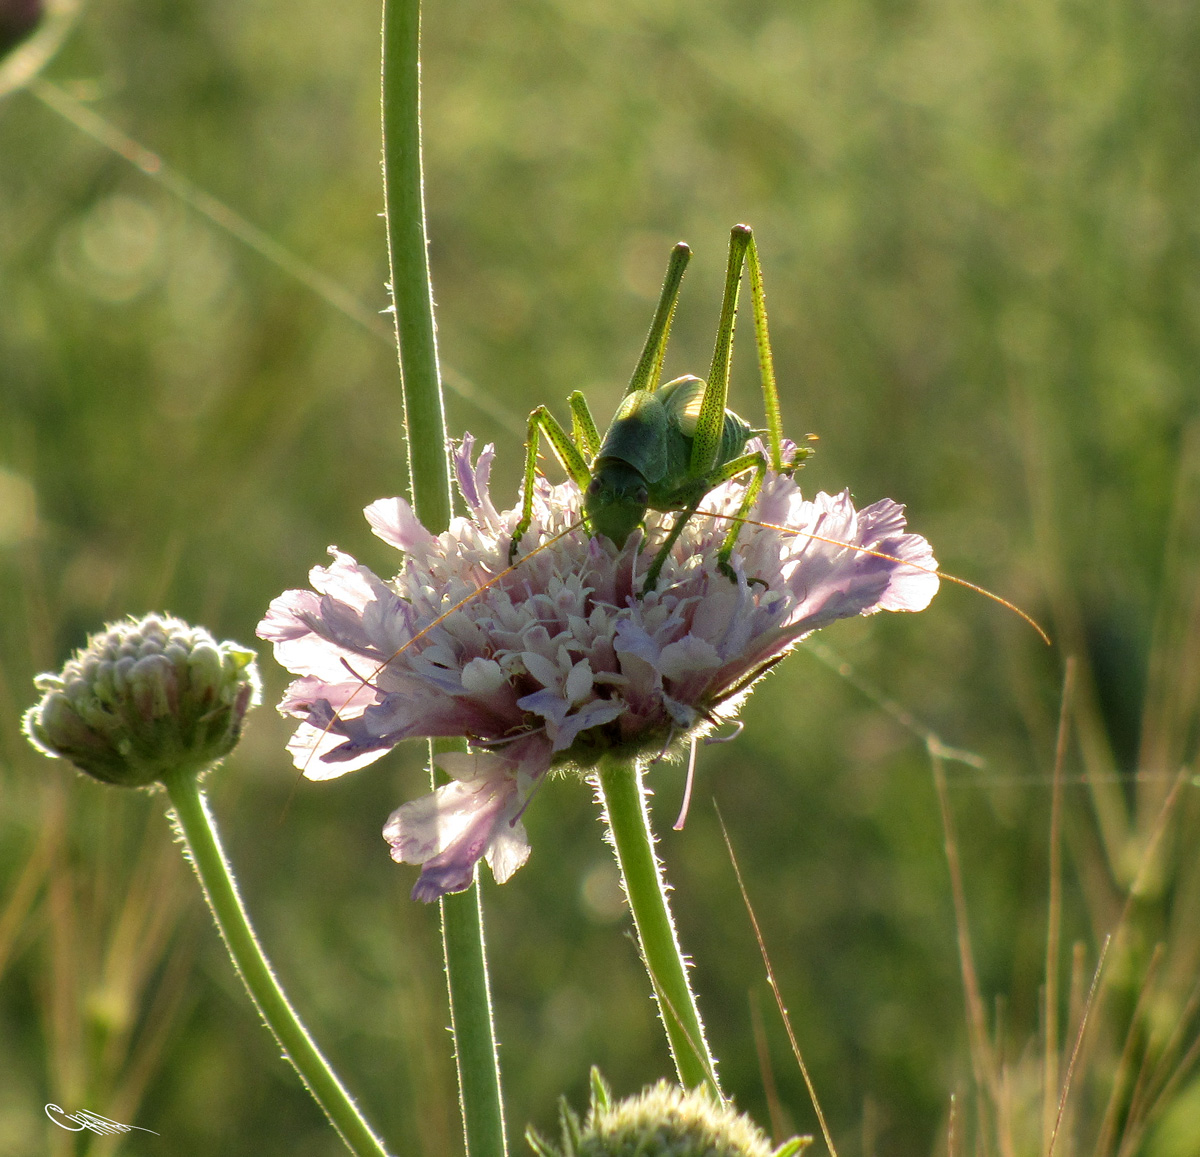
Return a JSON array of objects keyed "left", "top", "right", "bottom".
[{"left": 2, "top": 0, "right": 1200, "bottom": 1154}]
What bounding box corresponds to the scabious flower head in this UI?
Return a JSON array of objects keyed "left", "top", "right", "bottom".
[
  {"left": 527, "top": 1069, "right": 810, "bottom": 1157},
  {"left": 24, "top": 613, "right": 261, "bottom": 787},
  {"left": 258, "top": 436, "right": 938, "bottom": 901}
]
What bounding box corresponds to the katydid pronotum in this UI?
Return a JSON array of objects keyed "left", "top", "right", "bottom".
[{"left": 509, "top": 224, "right": 810, "bottom": 592}]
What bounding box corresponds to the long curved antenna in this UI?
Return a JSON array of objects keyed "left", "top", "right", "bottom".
[
  {"left": 306, "top": 501, "right": 1051, "bottom": 784},
  {"left": 698, "top": 509, "right": 1052, "bottom": 646}
]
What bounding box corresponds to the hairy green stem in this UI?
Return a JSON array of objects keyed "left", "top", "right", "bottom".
[
  {"left": 382, "top": 4, "right": 508, "bottom": 1155},
  {"left": 442, "top": 878, "right": 508, "bottom": 1157},
  {"left": 596, "top": 758, "right": 722, "bottom": 1097},
  {"left": 382, "top": 0, "right": 451, "bottom": 531},
  {"left": 162, "top": 769, "right": 391, "bottom": 1157}
]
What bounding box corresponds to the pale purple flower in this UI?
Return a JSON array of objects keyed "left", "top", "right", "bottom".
[{"left": 258, "top": 436, "right": 938, "bottom": 901}]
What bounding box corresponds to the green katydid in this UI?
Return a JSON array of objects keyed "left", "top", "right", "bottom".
[{"left": 508, "top": 224, "right": 811, "bottom": 592}]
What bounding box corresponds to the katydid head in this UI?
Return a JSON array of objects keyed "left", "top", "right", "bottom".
[{"left": 584, "top": 459, "right": 649, "bottom": 548}]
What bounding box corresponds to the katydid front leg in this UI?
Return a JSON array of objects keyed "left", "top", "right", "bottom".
[
  {"left": 509, "top": 406, "right": 591, "bottom": 564},
  {"left": 640, "top": 497, "right": 704, "bottom": 594},
  {"left": 639, "top": 451, "right": 769, "bottom": 593},
  {"left": 568, "top": 391, "right": 602, "bottom": 459}
]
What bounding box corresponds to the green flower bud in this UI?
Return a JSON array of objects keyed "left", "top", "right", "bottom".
[
  {"left": 527, "top": 1070, "right": 810, "bottom": 1157},
  {"left": 23, "top": 613, "right": 261, "bottom": 787}
]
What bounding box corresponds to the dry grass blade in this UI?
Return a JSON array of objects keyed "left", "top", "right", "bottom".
[
  {"left": 1049, "top": 936, "right": 1112, "bottom": 1157},
  {"left": 1052, "top": 765, "right": 1191, "bottom": 1156},
  {"left": 1120, "top": 970, "right": 1200, "bottom": 1155},
  {"left": 1133, "top": 420, "right": 1200, "bottom": 824},
  {"left": 1092, "top": 943, "right": 1164, "bottom": 1157},
  {"left": 1114, "top": 766, "right": 1191, "bottom": 939},
  {"left": 27, "top": 78, "right": 525, "bottom": 435},
  {"left": 1043, "top": 659, "right": 1075, "bottom": 1153},
  {"left": 930, "top": 746, "right": 1010, "bottom": 1157},
  {"left": 90, "top": 927, "right": 198, "bottom": 1157},
  {"left": 750, "top": 991, "right": 790, "bottom": 1146},
  {"left": 0, "top": 806, "right": 56, "bottom": 982},
  {"left": 715, "top": 809, "right": 838, "bottom": 1157},
  {"left": 1126, "top": 1018, "right": 1200, "bottom": 1157}
]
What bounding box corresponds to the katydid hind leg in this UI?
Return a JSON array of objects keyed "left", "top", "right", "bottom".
[
  {"left": 716, "top": 454, "right": 769, "bottom": 585},
  {"left": 689, "top": 225, "right": 753, "bottom": 481},
  {"left": 744, "top": 236, "right": 788, "bottom": 475},
  {"left": 626, "top": 241, "right": 692, "bottom": 398}
]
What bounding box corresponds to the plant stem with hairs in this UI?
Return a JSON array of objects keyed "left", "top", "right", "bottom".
[{"left": 381, "top": 2, "right": 508, "bottom": 1154}]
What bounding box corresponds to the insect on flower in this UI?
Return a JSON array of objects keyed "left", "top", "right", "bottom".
[
  {"left": 511, "top": 224, "right": 809, "bottom": 593},
  {"left": 260, "top": 226, "right": 1041, "bottom": 902}
]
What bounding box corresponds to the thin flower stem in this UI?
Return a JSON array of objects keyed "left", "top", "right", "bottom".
[
  {"left": 442, "top": 880, "right": 509, "bottom": 1157},
  {"left": 596, "top": 758, "right": 722, "bottom": 1098},
  {"left": 382, "top": 0, "right": 452, "bottom": 531},
  {"left": 161, "top": 769, "right": 391, "bottom": 1157},
  {"left": 381, "top": 4, "right": 508, "bottom": 1156}
]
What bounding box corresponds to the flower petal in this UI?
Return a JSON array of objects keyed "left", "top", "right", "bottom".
[
  {"left": 461, "top": 657, "right": 507, "bottom": 694},
  {"left": 365, "top": 497, "right": 438, "bottom": 554},
  {"left": 382, "top": 748, "right": 540, "bottom": 901},
  {"left": 657, "top": 636, "right": 722, "bottom": 682}
]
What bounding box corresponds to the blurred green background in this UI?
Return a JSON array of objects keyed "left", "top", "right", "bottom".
[{"left": 2, "top": 0, "right": 1200, "bottom": 1153}]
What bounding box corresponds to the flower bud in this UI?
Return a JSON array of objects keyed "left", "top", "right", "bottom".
[
  {"left": 527, "top": 1070, "right": 810, "bottom": 1157},
  {"left": 24, "top": 613, "right": 261, "bottom": 787}
]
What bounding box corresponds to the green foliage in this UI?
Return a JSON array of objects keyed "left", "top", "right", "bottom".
[{"left": 2, "top": 0, "right": 1200, "bottom": 1153}]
